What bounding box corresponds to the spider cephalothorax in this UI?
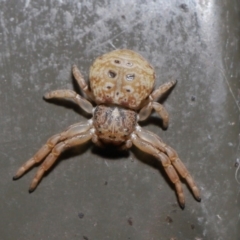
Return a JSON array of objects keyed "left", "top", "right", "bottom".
[{"left": 13, "top": 49, "right": 200, "bottom": 208}]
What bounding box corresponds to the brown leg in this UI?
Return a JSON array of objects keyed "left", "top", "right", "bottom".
[
  {"left": 163, "top": 146, "right": 201, "bottom": 201},
  {"left": 29, "top": 130, "right": 93, "bottom": 192},
  {"left": 131, "top": 127, "right": 201, "bottom": 208},
  {"left": 130, "top": 132, "right": 185, "bottom": 208},
  {"left": 151, "top": 80, "right": 177, "bottom": 101},
  {"left": 72, "top": 65, "right": 94, "bottom": 100},
  {"left": 138, "top": 102, "right": 169, "bottom": 128},
  {"left": 152, "top": 102, "right": 169, "bottom": 128},
  {"left": 136, "top": 126, "right": 201, "bottom": 201},
  {"left": 13, "top": 121, "right": 93, "bottom": 180},
  {"left": 135, "top": 126, "right": 201, "bottom": 202},
  {"left": 138, "top": 80, "right": 176, "bottom": 126},
  {"left": 44, "top": 89, "right": 93, "bottom": 114}
]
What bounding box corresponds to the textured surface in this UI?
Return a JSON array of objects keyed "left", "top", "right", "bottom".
[
  {"left": 90, "top": 49, "right": 155, "bottom": 109},
  {"left": 1, "top": 0, "right": 240, "bottom": 240},
  {"left": 93, "top": 105, "right": 137, "bottom": 144}
]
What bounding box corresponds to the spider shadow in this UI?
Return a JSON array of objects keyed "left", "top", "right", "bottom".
[{"left": 91, "top": 145, "right": 130, "bottom": 160}]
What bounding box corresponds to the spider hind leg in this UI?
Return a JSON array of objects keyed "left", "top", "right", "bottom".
[{"left": 130, "top": 126, "right": 201, "bottom": 208}]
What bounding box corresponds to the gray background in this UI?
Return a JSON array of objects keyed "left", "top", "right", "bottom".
[{"left": 0, "top": 0, "right": 240, "bottom": 239}]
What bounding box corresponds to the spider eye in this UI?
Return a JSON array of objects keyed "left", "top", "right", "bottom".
[
  {"left": 126, "top": 74, "right": 135, "bottom": 81},
  {"left": 108, "top": 70, "right": 116, "bottom": 78}
]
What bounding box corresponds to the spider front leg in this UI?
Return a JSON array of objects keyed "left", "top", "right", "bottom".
[
  {"left": 72, "top": 65, "right": 94, "bottom": 101},
  {"left": 138, "top": 80, "right": 177, "bottom": 128},
  {"left": 44, "top": 90, "right": 93, "bottom": 114},
  {"left": 13, "top": 120, "right": 93, "bottom": 189},
  {"left": 131, "top": 126, "right": 201, "bottom": 208}
]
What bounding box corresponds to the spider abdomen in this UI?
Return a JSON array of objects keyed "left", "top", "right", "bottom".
[
  {"left": 93, "top": 105, "right": 137, "bottom": 145},
  {"left": 89, "top": 49, "right": 155, "bottom": 109}
]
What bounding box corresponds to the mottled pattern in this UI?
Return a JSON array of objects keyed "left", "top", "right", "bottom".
[
  {"left": 89, "top": 49, "right": 155, "bottom": 109},
  {"left": 93, "top": 105, "right": 137, "bottom": 145}
]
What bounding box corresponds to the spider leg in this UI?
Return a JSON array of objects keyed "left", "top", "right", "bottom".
[
  {"left": 44, "top": 89, "right": 93, "bottom": 114},
  {"left": 13, "top": 120, "right": 93, "bottom": 180},
  {"left": 152, "top": 102, "right": 170, "bottom": 128},
  {"left": 72, "top": 65, "right": 94, "bottom": 100},
  {"left": 131, "top": 126, "right": 201, "bottom": 207},
  {"left": 135, "top": 126, "right": 200, "bottom": 201},
  {"left": 138, "top": 102, "right": 152, "bottom": 121},
  {"left": 138, "top": 102, "right": 169, "bottom": 128},
  {"left": 29, "top": 129, "right": 93, "bottom": 192},
  {"left": 151, "top": 80, "right": 177, "bottom": 101},
  {"left": 163, "top": 145, "right": 201, "bottom": 201},
  {"left": 138, "top": 80, "right": 177, "bottom": 128},
  {"left": 118, "top": 140, "right": 133, "bottom": 150},
  {"left": 131, "top": 132, "right": 185, "bottom": 208}
]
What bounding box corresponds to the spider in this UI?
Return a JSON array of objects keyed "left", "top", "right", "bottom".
[{"left": 13, "top": 49, "right": 200, "bottom": 208}]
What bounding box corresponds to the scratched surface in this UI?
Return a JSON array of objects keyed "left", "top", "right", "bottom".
[{"left": 0, "top": 0, "right": 240, "bottom": 239}]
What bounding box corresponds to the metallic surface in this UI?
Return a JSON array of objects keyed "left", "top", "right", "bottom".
[{"left": 0, "top": 0, "right": 240, "bottom": 239}]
